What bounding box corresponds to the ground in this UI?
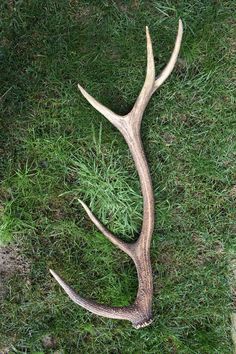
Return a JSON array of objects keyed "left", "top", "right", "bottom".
[{"left": 0, "top": 0, "right": 235, "bottom": 353}]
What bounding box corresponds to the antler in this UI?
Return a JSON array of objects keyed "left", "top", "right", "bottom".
[{"left": 50, "top": 20, "right": 183, "bottom": 329}]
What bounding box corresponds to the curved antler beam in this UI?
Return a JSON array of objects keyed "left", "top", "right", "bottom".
[{"left": 50, "top": 20, "right": 183, "bottom": 328}]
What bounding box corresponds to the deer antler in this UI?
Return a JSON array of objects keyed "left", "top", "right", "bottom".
[{"left": 50, "top": 20, "right": 183, "bottom": 329}]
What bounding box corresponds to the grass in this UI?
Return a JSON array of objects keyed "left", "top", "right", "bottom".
[{"left": 0, "top": 0, "right": 235, "bottom": 352}]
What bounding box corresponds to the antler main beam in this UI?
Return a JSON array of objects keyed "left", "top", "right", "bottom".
[{"left": 50, "top": 20, "right": 183, "bottom": 329}]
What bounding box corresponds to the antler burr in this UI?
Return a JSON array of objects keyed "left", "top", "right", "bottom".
[{"left": 50, "top": 20, "right": 183, "bottom": 329}]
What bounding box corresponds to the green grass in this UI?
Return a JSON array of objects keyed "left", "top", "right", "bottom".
[{"left": 0, "top": 0, "right": 235, "bottom": 352}]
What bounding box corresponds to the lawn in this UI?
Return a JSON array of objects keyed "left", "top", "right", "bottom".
[{"left": 0, "top": 0, "right": 235, "bottom": 353}]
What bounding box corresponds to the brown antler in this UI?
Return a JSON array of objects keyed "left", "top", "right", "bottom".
[{"left": 50, "top": 20, "right": 183, "bottom": 329}]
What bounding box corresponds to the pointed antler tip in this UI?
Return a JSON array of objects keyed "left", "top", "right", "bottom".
[
  {"left": 78, "top": 198, "right": 86, "bottom": 208},
  {"left": 178, "top": 18, "right": 183, "bottom": 31},
  {"left": 49, "top": 268, "right": 55, "bottom": 275},
  {"left": 49, "top": 269, "right": 62, "bottom": 285},
  {"left": 78, "top": 83, "right": 86, "bottom": 94},
  {"left": 49, "top": 269, "right": 68, "bottom": 291},
  {"left": 49, "top": 269, "right": 57, "bottom": 279}
]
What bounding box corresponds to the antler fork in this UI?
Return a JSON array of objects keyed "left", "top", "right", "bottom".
[{"left": 50, "top": 20, "right": 183, "bottom": 329}]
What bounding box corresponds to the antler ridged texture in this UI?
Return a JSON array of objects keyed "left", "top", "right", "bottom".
[{"left": 50, "top": 20, "right": 183, "bottom": 329}]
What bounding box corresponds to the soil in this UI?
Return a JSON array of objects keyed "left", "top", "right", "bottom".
[{"left": 0, "top": 245, "right": 29, "bottom": 301}]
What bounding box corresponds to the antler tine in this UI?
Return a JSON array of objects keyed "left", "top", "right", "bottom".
[
  {"left": 77, "top": 199, "right": 135, "bottom": 259},
  {"left": 130, "top": 26, "right": 155, "bottom": 122},
  {"left": 77, "top": 83, "right": 123, "bottom": 130},
  {"left": 153, "top": 19, "right": 183, "bottom": 92},
  {"left": 50, "top": 21, "right": 183, "bottom": 329},
  {"left": 49, "top": 269, "right": 139, "bottom": 323}
]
